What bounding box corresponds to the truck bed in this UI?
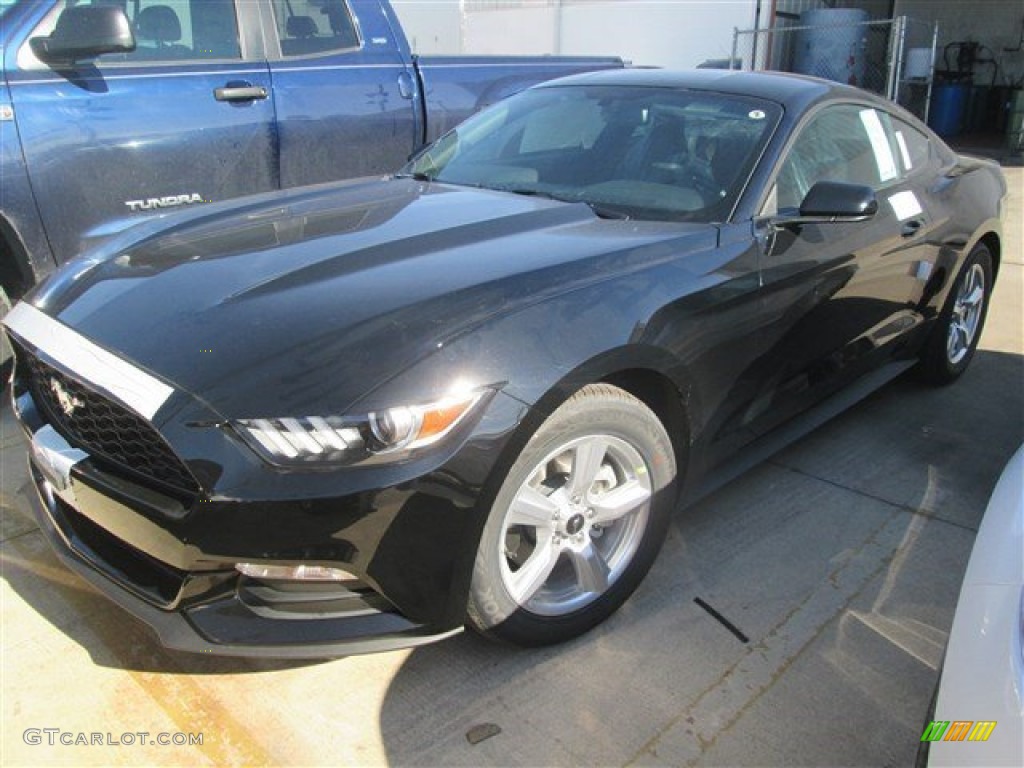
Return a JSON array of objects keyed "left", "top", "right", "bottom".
[{"left": 415, "top": 55, "right": 624, "bottom": 143}]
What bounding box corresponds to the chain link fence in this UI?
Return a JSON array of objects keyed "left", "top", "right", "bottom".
[{"left": 730, "top": 17, "right": 938, "bottom": 122}]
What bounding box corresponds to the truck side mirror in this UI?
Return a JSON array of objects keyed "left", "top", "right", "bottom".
[{"left": 30, "top": 6, "right": 136, "bottom": 64}]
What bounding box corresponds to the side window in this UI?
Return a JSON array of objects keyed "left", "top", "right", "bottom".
[
  {"left": 775, "top": 104, "right": 899, "bottom": 210},
  {"left": 130, "top": 0, "right": 240, "bottom": 60},
  {"left": 272, "top": 0, "right": 359, "bottom": 57},
  {"left": 27, "top": 0, "right": 241, "bottom": 63},
  {"left": 889, "top": 117, "right": 932, "bottom": 177}
]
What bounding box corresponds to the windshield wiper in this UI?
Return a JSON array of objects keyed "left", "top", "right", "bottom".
[
  {"left": 491, "top": 186, "right": 631, "bottom": 220},
  {"left": 395, "top": 171, "right": 435, "bottom": 182},
  {"left": 481, "top": 184, "right": 542, "bottom": 197},
  {"left": 586, "top": 203, "right": 631, "bottom": 220}
]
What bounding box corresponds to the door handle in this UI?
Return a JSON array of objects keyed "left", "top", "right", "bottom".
[
  {"left": 901, "top": 219, "right": 924, "bottom": 238},
  {"left": 214, "top": 83, "right": 268, "bottom": 102},
  {"left": 397, "top": 71, "right": 414, "bottom": 100}
]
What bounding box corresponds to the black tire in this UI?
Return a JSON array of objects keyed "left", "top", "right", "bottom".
[
  {"left": 467, "top": 383, "right": 677, "bottom": 647},
  {"left": 917, "top": 244, "right": 993, "bottom": 385}
]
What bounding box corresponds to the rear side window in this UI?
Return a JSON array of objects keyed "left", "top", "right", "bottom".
[
  {"left": 776, "top": 104, "right": 901, "bottom": 209},
  {"left": 272, "top": 0, "right": 359, "bottom": 57},
  {"left": 889, "top": 117, "right": 932, "bottom": 176}
]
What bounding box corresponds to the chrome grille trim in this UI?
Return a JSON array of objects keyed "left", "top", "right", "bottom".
[
  {"left": 3, "top": 302, "right": 173, "bottom": 421},
  {"left": 25, "top": 354, "right": 200, "bottom": 495}
]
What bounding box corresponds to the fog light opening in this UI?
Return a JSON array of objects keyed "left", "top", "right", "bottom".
[{"left": 235, "top": 563, "right": 358, "bottom": 582}]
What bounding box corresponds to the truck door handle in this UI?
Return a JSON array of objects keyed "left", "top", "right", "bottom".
[
  {"left": 214, "top": 83, "right": 268, "bottom": 102},
  {"left": 901, "top": 219, "right": 924, "bottom": 238},
  {"left": 397, "top": 71, "right": 414, "bottom": 100}
]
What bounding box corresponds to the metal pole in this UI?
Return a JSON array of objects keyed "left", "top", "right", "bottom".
[
  {"left": 924, "top": 21, "right": 939, "bottom": 125},
  {"left": 886, "top": 17, "right": 905, "bottom": 102},
  {"left": 765, "top": 0, "right": 779, "bottom": 70},
  {"left": 731, "top": 27, "right": 739, "bottom": 70},
  {"left": 751, "top": 0, "right": 761, "bottom": 72},
  {"left": 553, "top": 0, "right": 562, "bottom": 55}
]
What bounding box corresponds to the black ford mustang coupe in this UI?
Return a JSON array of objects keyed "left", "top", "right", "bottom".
[{"left": 4, "top": 70, "right": 1006, "bottom": 657}]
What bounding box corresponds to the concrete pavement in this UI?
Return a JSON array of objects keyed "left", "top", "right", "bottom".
[{"left": 1, "top": 168, "right": 1021, "bottom": 767}]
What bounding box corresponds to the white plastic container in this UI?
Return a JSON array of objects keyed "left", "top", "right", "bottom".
[{"left": 904, "top": 47, "right": 932, "bottom": 80}]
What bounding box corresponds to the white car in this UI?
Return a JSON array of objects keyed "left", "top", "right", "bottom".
[{"left": 924, "top": 444, "right": 1024, "bottom": 766}]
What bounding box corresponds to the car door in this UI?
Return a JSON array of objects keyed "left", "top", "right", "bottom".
[
  {"left": 8, "top": 0, "right": 276, "bottom": 263},
  {"left": 747, "top": 101, "right": 936, "bottom": 434},
  {"left": 264, "top": 0, "right": 418, "bottom": 188}
]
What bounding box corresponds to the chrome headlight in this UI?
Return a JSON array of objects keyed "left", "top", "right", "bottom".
[{"left": 232, "top": 389, "right": 488, "bottom": 467}]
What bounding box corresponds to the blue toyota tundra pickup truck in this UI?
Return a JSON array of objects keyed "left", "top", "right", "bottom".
[{"left": 0, "top": 0, "right": 621, "bottom": 365}]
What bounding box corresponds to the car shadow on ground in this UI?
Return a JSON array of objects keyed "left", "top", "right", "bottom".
[{"left": 0, "top": 534, "right": 320, "bottom": 675}]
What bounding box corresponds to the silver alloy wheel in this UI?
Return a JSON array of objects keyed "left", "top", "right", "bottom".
[
  {"left": 497, "top": 434, "right": 652, "bottom": 616},
  {"left": 947, "top": 263, "right": 986, "bottom": 365}
]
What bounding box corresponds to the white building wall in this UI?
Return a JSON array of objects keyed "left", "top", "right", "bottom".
[
  {"left": 461, "top": 4, "right": 561, "bottom": 56},
  {"left": 393, "top": 1, "right": 761, "bottom": 69},
  {"left": 557, "top": 1, "right": 760, "bottom": 68},
  {"left": 390, "top": 1, "right": 464, "bottom": 54}
]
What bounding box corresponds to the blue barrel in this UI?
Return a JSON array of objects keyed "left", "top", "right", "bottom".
[
  {"left": 793, "top": 9, "right": 870, "bottom": 86},
  {"left": 929, "top": 84, "right": 969, "bottom": 137}
]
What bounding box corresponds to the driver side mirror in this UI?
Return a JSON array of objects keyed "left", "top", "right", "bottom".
[
  {"left": 30, "top": 5, "right": 135, "bottom": 64},
  {"left": 773, "top": 181, "right": 878, "bottom": 228}
]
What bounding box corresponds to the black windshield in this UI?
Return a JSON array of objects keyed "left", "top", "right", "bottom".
[{"left": 403, "top": 84, "right": 781, "bottom": 223}]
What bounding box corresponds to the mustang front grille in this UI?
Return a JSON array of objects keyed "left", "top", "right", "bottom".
[{"left": 24, "top": 352, "right": 200, "bottom": 496}]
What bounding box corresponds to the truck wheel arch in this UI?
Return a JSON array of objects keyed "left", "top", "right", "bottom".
[{"left": 0, "top": 216, "right": 39, "bottom": 301}]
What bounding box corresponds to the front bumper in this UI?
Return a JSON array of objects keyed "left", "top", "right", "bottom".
[
  {"left": 24, "top": 434, "right": 464, "bottom": 663},
  {"left": 7, "top": 328, "right": 527, "bottom": 658},
  {"left": 27, "top": 451, "right": 461, "bottom": 657}
]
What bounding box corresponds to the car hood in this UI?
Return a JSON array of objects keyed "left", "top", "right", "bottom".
[{"left": 30, "top": 178, "right": 715, "bottom": 419}]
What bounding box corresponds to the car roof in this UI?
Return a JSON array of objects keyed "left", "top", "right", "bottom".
[{"left": 536, "top": 68, "right": 880, "bottom": 112}]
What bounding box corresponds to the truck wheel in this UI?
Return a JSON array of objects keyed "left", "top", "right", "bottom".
[{"left": 466, "top": 384, "right": 677, "bottom": 646}]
